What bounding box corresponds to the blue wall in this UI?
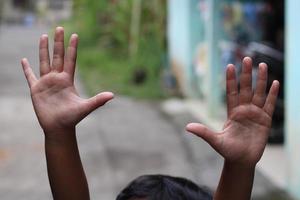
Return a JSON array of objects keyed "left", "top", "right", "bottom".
[
  {"left": 168, "top": 0, "right": 191, "bottom": 94},
  {"left": 167, "top": 0, "right": 206, "bottom": 96},
  {"left": 168, "top": 0, "right": 191, "bottom": 68},
  {"left": 286, "top": 0, "right": 300, "bottom": 198}
]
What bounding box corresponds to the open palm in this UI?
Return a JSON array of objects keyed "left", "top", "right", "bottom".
[
  {"left": 187, "top": 58, "right": 279, "bottom": 167},
  {"left": 22, "top": 27, "right": 113, "bottom": 132}
]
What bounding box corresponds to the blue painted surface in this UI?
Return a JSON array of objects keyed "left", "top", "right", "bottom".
[
  {"left": 188, "top": 0, "right": 205, "bottom": 96},
  {"left": 207, "top": 0, "right": 221, "bottom": 117},
  {"left": 168, "top": 0, "right": 222, "bottom": 110},
  {"left": 286, "top": 0, "right": 300, "bottom": 198},
  {"left": 168, "top": 0, "right": 205, "bottom": 96},
  {"left": 168, "top": 0, "right": 190, "bottom": 66},
  {"left": 168, "top": 0, "right": 191, "bottom": 94}
]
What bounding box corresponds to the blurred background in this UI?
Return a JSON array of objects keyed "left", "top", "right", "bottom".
[{"left": 0, "top": 0, "right": 299, "bottom": 199}]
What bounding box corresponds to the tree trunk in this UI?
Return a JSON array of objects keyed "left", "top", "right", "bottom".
[{"left": 129, "top": 0, "right": 142, "bottom": 58}]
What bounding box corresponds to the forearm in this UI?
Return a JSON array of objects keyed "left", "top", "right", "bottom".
[
  {"left": 45, "top": 128, "right": 90, "bottom": 200},
  {"left": 214, "top": 160, "right": 255, "bottom": 200}
]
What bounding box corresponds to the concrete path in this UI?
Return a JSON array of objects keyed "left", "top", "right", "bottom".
[{"left": 0, "top": 25, "right": 196, "bottom": 199}]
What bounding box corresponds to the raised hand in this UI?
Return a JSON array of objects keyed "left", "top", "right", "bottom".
[
  {"left": 186, "top": 57, "right": 279, "bottom": 167},
  {"left": 21, "top": 27, "right": 113, "bottom": 133}
]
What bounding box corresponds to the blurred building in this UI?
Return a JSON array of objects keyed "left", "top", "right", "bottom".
[
  {"left": 168, "top": 0, "right": 300, "bottom": 199},
  {"left": 168, "top": 0, "right": 284, "bottom": 138},
  {"left": 1, "top": 0, "right": 72, "bottom": 24},
  {"left": 1, "top": 0, "right": 32, "bottom": 23},
  {"left": 286, "top": 0, "right": 300, "bottom": 199}
]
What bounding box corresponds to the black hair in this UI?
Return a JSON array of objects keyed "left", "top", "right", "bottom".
[{"left": 116, "top": 174, "right": 213, "bottom": 200}]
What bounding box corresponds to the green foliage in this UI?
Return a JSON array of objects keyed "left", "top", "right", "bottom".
[
  {"left": 72, "top": 1, "right": 132, "bottom": 50},
  {"left": 77, "top": 48, "right": 164, "bottom": 99},
  {"left": 69, "top": 0, "right": 167, "bottom": 99}
]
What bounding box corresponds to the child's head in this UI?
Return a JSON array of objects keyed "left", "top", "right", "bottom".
[{"left": 116, "top": 174, "right": 212, "bottom": 200}]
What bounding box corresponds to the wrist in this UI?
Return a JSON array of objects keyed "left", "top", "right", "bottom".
[
  {"left": 44, "top": 127, "right": 76, "bottom": 146},
  {"left": 224, "top": 160, "right": 256, "bottom": 171}
]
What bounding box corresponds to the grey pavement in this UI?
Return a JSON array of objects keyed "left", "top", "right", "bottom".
[
  {"left": 0, "top": 25, "right": 51, "bottom": 199},
  {"left": 0, "top": 25, "right": 196, "bottom": 199}
]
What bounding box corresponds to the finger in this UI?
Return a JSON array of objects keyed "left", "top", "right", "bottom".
[
  {"left": 83, "top": 92, "right": 114, "bottom": 115},
  {"left": 252, "top": 63, "right": 268, "bottom": 107},
  {"left": 39, "top": 34, "right": 50, "bottom": 77},
  {"left": 64, "top": 34, "right": 78, "bottom": 81},
  {"left": 263, "top": 80, "right": 280, "bottom": 117},
  {"left": 21, "top": 58, "right": 37, "bottom": 88},
  {"left": 52, "top": 27, "right": 65, "bottom": 72},
  {"left": 239, "top": 57, "right": 253, "bottom": 104},
  {"left": 186, "top": 123, "right": 220, "bottom": 149},
  {"left": 226, "top": 64, "right": 238, "bottom": 117}
]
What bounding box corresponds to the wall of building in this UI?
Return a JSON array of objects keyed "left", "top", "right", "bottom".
[
  {"left": 167, "top": 0, "right": 192, "bottom": 95},
  {"left": 168, "top": 0, "right": 222, "bottom": 116},
  {"left": 286, "top": 0, "right": 300, "bottom": 198},
  {"left": 1, "top": 0, "right": 72, "bottom": 24}
]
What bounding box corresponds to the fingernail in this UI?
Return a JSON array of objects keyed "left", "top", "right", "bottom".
[
  {"left": 273, "top": 80, "right": 280, "bottom": 86},
  {"left": 186, "top": 123, "right": 197, "bottom": 130},
  {"left": 101, "top": 92, "right": 114, "bottom": 99},
  {"left": 56, "top": 26, "right": 64, "bottom": 32}
]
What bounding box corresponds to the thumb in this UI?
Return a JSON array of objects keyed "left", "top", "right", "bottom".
[
  {"left": 186, "top": 123, "right": 220, "bottom": 149},
  {"left": 83, "top": 92, "right": 114, "bottom": 115}
]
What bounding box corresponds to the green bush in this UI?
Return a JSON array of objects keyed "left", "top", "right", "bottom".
[{"left": 68, "top": 0, "right": 167, "bottom": 99}]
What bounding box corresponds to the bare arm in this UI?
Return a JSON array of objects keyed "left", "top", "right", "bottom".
[
  {"left": 45, "top": 129, "right": 89, "bottom": 200},
  {"left": 22, "top": 27, "right": 114, "bottom": 200},
  {"left": 186, "top": 57, "right": 279, "bottom": 200},
  {"left": 214, "top": 161, "right": 255, "bottom": 200}
]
